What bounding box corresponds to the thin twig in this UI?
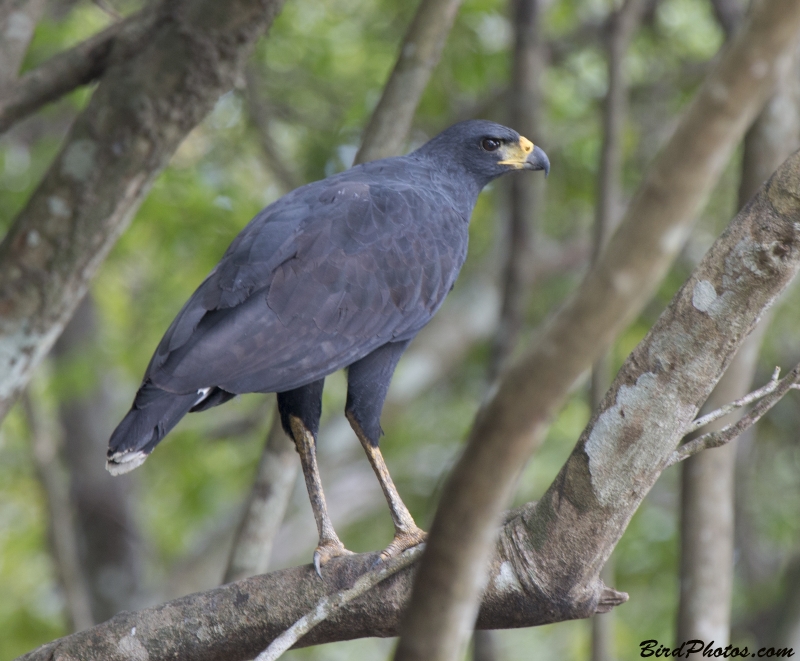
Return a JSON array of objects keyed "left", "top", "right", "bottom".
[
  {"left": 668, "top": 363, "right": 800, "bottom": 468},
  {"left": 255, "top": 546, "right": 424, "bottom": 661},
  {"left": 688, "top": 365, "right": 781, "bottom": 432}
]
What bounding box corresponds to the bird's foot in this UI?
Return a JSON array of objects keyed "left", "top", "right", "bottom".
[
  {"left": 313, "top": 539, "right": 353, "bottom": 578},
  {"left": 377, "top": 526, "right": 427, "bottom": 564}
]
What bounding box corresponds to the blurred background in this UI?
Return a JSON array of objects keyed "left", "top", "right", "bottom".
[{"left": 1, "top": 0, "right": 799, "bottom": 658}]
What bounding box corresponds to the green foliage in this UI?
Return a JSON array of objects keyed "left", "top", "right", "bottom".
[{"left": 2, "top": 0, "right": 799, "bottom": 658}]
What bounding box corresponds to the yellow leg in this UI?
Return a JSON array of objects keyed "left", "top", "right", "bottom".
[
  {"left": 289, "top": 416, "right": 352, "bottom": 576},
  {"left": 347, "top": 412, "right": 427, "bottom": 561}
]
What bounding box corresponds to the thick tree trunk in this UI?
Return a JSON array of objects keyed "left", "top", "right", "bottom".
[{"left": 0, "top": 0, "right": 287, "bottom": 423}]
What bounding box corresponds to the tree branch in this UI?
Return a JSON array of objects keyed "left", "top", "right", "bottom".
[
  {"left": 255, "top": 547, "right": 424, "bottom": 661},
  {"left": 0, "top": 9, "right": 149, "bottom": 135},
  {"left": 668, "top": 364, "right": 800, "bottom": 468},
  {"left": 394, "top": 2, "right": 800, "bottom": 659},
  {"left": 16, "top": 510, "right": 625, "bottom": 661},
  {"left": 354, "top": 0, "right": 462, "bottom": 164},
  {"left": 687, "top": 365, "right": 780, "bottom": 432}
]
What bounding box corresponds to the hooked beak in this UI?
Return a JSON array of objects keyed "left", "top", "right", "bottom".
[
  {"left": 498, "top": 136, "right": 550, "bottom": 177},
  {"left": 525, "top": 144, "right": 550, "bottom": 177}
]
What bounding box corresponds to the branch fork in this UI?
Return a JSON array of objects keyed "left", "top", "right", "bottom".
[{"left": 669, "top": 363, "right": 800, "bottom": 467}]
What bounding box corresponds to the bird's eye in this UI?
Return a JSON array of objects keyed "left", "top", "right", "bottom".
[{"left": 481, "top": 138, "right": 501, "bottom": 152}]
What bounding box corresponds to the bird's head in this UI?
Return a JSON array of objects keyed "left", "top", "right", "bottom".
[{"left": 414, "top": 120, "right": 549, "bottom": 188}]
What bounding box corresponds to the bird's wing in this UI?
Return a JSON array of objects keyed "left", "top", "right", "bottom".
[
  {"left": 143, "top": 189, "right": 310, "bottom": 377},
  {"left": 146, "top": 177, "right": 467, "bottom": 395}
]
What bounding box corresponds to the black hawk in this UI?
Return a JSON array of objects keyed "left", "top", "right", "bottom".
[{"left": 107, "top": 120, "right": 549, "bottom": 574}]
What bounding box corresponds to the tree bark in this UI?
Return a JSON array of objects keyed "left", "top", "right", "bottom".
[
  {"left": 394, "top": 2, "right": 800, "bottom": 659},
  {"left": 19, "top": 146, "right": 800, "bottom": 661},
  {"left": 0, "top": 0, "right": 287, "bottom": 423}
]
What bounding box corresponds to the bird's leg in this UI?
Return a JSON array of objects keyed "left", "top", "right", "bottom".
[
  {"left": 288, "top": 416, "right": 351, "bottom": 576},
  {"left": 277, "top": 382, "right": 351, "bottom": 577},
  {"left": 346, "top": 412, "right": 426, "bottom": 561},
  {"left": 345, "top": 340, "right": 424, "bottom": 561}
]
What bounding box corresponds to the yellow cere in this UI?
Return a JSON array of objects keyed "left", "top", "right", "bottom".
[{"left": 498, "top": 135, "right": 535, "bottom": 168}]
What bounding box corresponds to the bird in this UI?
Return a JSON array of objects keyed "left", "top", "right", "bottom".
[{"left": 106, "top": 119, "right": 549, "bottom": 575}]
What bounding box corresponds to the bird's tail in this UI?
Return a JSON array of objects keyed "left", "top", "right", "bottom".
[{"left": 106, "top": 382, "right": 199, "bottom": 476}]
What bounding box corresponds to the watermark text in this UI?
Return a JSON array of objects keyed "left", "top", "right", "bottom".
[{"left": 640, "top": 639, "right": 794, "bottom": 658}]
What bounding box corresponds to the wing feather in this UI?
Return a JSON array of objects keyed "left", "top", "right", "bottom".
[{"left": 146, "top": 166, "right": 469, "bottom": 395}]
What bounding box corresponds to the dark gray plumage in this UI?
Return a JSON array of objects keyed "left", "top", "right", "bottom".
[{"left": 107, "top": 120, "right": 548, "bottom": 570}]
